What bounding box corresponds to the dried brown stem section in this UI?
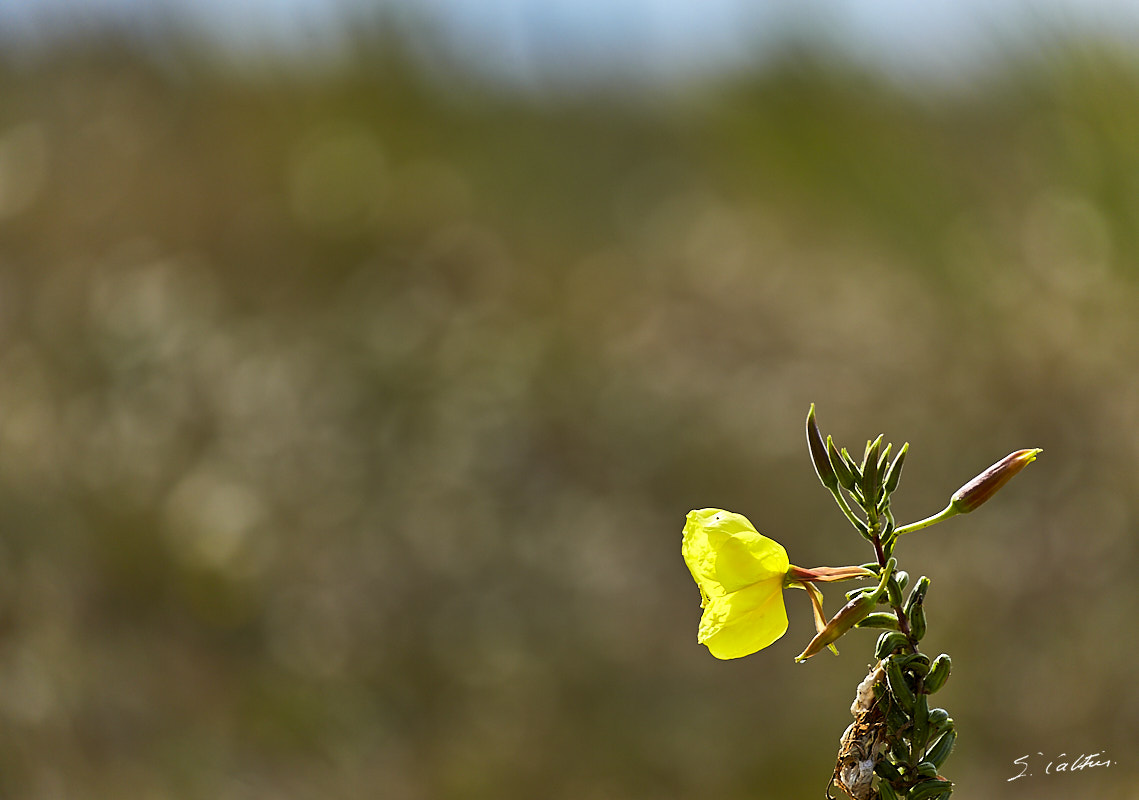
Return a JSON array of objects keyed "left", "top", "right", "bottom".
[{"left": 830, "top": 662, "right": 887, "bottom": 800}]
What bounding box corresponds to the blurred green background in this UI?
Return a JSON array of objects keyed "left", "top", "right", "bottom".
[{"left": 1, "top": 8, "right": 1138, "bottom": 800}]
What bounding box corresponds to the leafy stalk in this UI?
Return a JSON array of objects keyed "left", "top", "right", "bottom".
[{"left": 807, "top": 407, "right": 1039, "bottom": 800}]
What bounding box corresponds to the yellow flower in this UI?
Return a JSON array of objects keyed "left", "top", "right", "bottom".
[
  {"left": 682, "top": 508, "right": 791, "bottom": 660},
  {"left": 682, "top": 509, "right": 877, "bottom": 661}
]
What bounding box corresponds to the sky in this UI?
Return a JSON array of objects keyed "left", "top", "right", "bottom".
[{"left": 1, "top": 0, "right": 1139, "bottom": 85}]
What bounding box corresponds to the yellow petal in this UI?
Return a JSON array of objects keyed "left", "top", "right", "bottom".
[
  {"left": 682, "top": 509, "right": 789, "bottom": 597},
  {"left": 682, "top": 509, "right": 791, "bottom": 659},
  {"left": 698, "top": 577, "right": 788, "bottom": 659}
]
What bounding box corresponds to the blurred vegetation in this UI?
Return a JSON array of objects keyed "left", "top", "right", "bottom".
[{"left": 0, "top": 28, "right": 1137, "bottom": 800}]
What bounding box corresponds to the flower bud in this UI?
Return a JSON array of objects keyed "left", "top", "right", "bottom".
[
  {"left": 794, "top": 593, "right": 876, "bottom": 662},
  {"left": 950, "top": 448, "right": 1042, "bottom": 514}
]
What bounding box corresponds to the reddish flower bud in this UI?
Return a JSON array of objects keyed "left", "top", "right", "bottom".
[
  {"left": 794, "top": 593, "right": 876, "bottom": 662},
  {"left": 950, "top": 448, "right": 1042, "bottom": 514}
]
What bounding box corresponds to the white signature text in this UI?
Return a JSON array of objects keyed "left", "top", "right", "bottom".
[{"left": 1008, "top": 751, "right": 1114, "bottom": 781}]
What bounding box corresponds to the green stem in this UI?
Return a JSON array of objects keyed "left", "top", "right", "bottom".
[
  {"left": 869, "top": 530, "right": 919, "bottom": 653},
  {"left": 894, "top": 503, "right": 960, "bottom": 536},
  {"left": 863, "top": 497, "right": 922, "bottom": 655},
  {"left": 890, "top": 596, "right": 919, "bottom": 654}
]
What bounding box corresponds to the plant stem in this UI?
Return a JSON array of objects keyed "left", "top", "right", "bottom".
[
  {"left": 864, "top": 499, "right": 920, "bottom": 655},
  {"left": 894, "top": 503, "right": 959, "bottom": 536}
]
